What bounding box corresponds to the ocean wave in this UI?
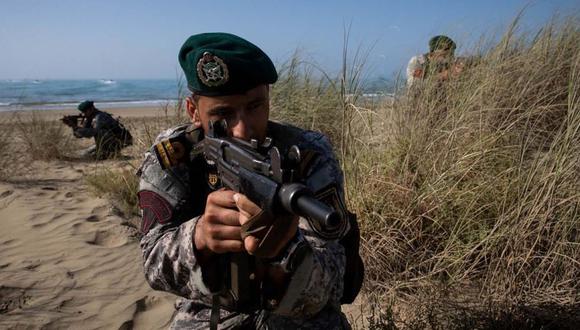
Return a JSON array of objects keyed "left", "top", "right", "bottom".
[
  {"left": 99, "top": 79, "right": 116, "bottom": 85},
  {"left": 3, "top": 79, "right": 43, "bottom": 84},
  {"left": 0, "top": 99, "right": 178, "bottom": 112}
]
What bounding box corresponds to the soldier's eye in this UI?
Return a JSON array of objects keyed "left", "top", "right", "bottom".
[
  {"left": 209, "top": 107, "right": 234, "bottom": 118},
  {"left": 247, "top": 101, "right": 264, "bottom": 112}
]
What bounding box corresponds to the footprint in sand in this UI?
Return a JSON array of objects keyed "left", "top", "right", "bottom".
[
  {"left": 0, "top": 190, "right": 16, "bottom": 208},
  {"left": 23, "top": 261, "right": 41, "bottom": 271},
  {"left": 56, "top": 297, "right": 75, "bottom": 310},
  {"left": 31, "top": 213, "right": 67, "bottom": 229},
  {"left": 86, "top": 215, "right": 100, "bottom": 222},
  {"left": 0, "top": 190, "right": 14, "bottom": 199},
  {"left": 91, "top": 205, "right": 110, "bottom": 216},
  {"left": 86, "top": 230, "right": 127, "bottom": 248},
  {"left": 0, "top": 239, "right": 16, "bottom": 246},
  {"left": 72, "top": 222, "right": 93, "bottom": 235}
]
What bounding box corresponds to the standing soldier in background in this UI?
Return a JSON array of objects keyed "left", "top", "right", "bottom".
[
  {"left": 406, "top": 35, "right": 463, "bottom": 88},
  {"left": 63, "top": 100, "right": 132, "bottom": 160},
  {"left": 136, "top": 32, "right": 364, "bottom": 329}
]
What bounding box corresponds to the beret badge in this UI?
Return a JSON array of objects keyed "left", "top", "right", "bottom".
[{"left": 197, "top": 51, "right": 229, "bottom": 87}]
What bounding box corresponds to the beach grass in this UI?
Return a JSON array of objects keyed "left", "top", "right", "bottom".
[
  {"left": 85, "top": 165, "right": 140, "bottom": 218},
  {"left": 0, "top": 118, "right": 17, "bottom": 179},
  {"left": 13, "top": 111, "right": 79, "bottom": 161},
  {"left": 342, "top": 15, "right": 578, "bottom": 328}
]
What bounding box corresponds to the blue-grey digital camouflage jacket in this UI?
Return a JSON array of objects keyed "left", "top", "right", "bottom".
[
  {"left": 137, "top": 121, "right": 353, "bottom": 329},
  {"left": 73, "top": 109, "right": 126, "bottom": 151}
]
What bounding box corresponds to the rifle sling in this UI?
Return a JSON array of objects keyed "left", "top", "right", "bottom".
[{"left": 211, "top": 294, "right": 220, "bottom": 330}]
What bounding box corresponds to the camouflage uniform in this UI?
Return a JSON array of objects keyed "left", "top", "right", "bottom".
[
  {"left": 137, "top": 121, "right": 353, "bottom": 329},
  {"left": 407, "top": 35, "right": 457, "bottom": 88},
  {"left": 406, "top": 54, "right": 428, "bottom": 88},
  {"left": 73, "top": 109, "right": 131, "bottom": 159}
]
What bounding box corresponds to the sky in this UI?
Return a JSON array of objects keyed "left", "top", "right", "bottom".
[{"left": 1, "top": 0, "right": 578, "bottom": 80}]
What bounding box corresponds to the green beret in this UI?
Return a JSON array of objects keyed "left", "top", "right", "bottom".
[
  {"left": 429, "top": 35, "right": 456, "bottom": 52},
  {"left": 178, "top": 33, "right": 277, "bottom": 96},
  {"left": 77, "top": 100, "right": 94, "bottom": 112}
]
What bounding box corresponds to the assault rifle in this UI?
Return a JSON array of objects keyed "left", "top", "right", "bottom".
[
  {"left": 61, "top": 114, "right": 85, "bottom": 128},
  {"left": 202, "top": 119, "right": 340, "bottom": 315}
]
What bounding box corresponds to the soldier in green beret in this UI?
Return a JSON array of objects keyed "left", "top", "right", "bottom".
[
  {"left": 406, "top": 35, "right": 463, "bottom": 87},
  {"left": 63, "top": 100, "right": 132, "bottom": 160},
  {"left": 137, "top": 33, "right": 364, "bottom": 329}
]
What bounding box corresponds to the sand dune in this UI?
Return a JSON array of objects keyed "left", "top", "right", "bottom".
[{"left": 0, "top": 159, "right": 175, "bottom": 329}]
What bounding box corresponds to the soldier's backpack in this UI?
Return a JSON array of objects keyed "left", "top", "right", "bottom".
[
  {"left": 118, "top": 121, "right": 133, "bottom": 147},
  {"left": 113, "top": 116, "right": 133, "bottom": 147}
]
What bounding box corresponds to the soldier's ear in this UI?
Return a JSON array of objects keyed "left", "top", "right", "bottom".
[{"left": 185, "top": 96, "right": 202, "bottom": 128}]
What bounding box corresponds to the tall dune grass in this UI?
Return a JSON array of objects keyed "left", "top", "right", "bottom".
[
  {"left": 341, "top": 17, "right": 578, "bottom": 328},
  {"left": 0, "top": 118, "right": 17, "bottom": 179},
  {"left": 272, "top": 15, "right": 578, "bottom": 328},
  {"left": 14, "top": 111, "right": 78, "bottom": 160},
  {"left": 85, "top": 166, "right": 140, "bottom": 217}
]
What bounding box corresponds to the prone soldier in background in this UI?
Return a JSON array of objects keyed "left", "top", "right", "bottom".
[
  {"left": 62, "top": 100, "right": 132, "bottom": 160},
  {"left": 137, "top": 33, "right": 364, "bottom": 329}
]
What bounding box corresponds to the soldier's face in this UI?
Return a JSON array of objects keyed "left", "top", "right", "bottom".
[
  {"left": 430, "top": 48, "right": 454, "bottom": 61},
  {"left": 186, "top": 85, "right": 270, "bottom": 143},
  {"left": 83, "top": 107, "right": 95, "bottom": 117}
]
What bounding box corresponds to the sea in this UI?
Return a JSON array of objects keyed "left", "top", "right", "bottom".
[
  {"left": 0, "top": 78, "right": 394, "bottom": 112},
  {"left": 0, "top": 79, "right": 182, "bottom": 111}
]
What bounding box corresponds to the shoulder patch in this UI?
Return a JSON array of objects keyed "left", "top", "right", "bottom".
[
  {"left": 138, "top": 190, "right": 174, "bottom": 234},
  {"left": 154, "top": 138, "right": 187, "bottom": 169},
  {"left": 153, "top": 126, "right": 203, "bottom": 170},
  {"left": 307, "top": 184, "right": 348, "bottom": 240}
]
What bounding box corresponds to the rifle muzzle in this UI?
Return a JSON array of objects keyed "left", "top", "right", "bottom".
[{"left": 278, "top": 183, "right": 341, "bottom": 229}]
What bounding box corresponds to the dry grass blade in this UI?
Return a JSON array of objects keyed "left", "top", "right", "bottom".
[
  {"left": 13, "top": 111, "right": 78, "bottom": 161},
  {"left": 85, "top": 165, "right": 140, "bottom": 218}
]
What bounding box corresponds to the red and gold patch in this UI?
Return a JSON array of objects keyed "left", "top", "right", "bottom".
[{"left": 138, "top": 190, "right": 173, "bottom": 234}]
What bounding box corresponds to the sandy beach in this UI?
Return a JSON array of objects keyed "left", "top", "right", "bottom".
[
  {"left": 0, "top": 106, "right": 177, "bottom": 329},
  {"left": 0, "top": 106, "right": 364, "bottom": 329},
  {"left": 0, "top": 106, "right": 169, "bottom": 121}
]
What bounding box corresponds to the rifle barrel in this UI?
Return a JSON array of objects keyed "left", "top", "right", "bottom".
[{"left": 278, "top": 183, "right": 340, "bottom": 228}]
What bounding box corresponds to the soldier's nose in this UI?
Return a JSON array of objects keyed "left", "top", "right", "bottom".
[{"left": 230, "top": 120, "right": 252, "bottom": 141}]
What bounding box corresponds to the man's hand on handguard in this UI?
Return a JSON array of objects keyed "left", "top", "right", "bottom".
[
  {"left": 234, "top": 193, "right": 299, "bottom": 258},
  {"left": 193, "top": 189, "right": 299, "bottom": 260}
]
